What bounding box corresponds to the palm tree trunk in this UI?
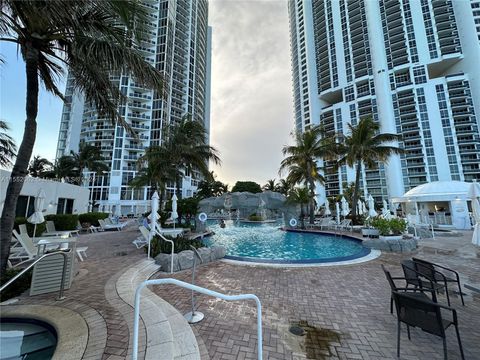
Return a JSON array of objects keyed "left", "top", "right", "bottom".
[
  {"left": 0, "top": 46, "right": 39, "bottom": 272},
  {"left": 309, "top": 180, "right": 315, "bottom": 224},
  {"left": 351, "top": 159, "right": 362, "bottom": 221}
]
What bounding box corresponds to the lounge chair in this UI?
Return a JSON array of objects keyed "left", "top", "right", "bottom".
[
  {"left": 42, "top": 221, "right": 79, "bottom": 237},
  {"left": 392, "top": 291, "right": 465, "bottom": 359},
  {"left": 105, "top": 217, "right": 129, "bottom": 229},
  {"left": 132, "top": 226, "right": 150, "bottom": 249},
  {"left": 98, "top": 219, "right": 124, "bottom": 231},
  {"left": 10, "top": 230, "right": 58, "bottom": 266},
  {"left": 412, "top": 257, "right": 465, "bottom": 306},
  {"left": 382, "top": 264, "right": 437, "bottom": 314},
  {"left": 332, "top": 219, "right": 352, "bottom": 232}
]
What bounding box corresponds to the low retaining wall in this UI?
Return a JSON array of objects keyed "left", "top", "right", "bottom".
[
  {"left": 155, "top": 246, "right": 226, "bottom": 272},
  {"left": 362, "top": 237, "right": 418, "bottom": 252}
]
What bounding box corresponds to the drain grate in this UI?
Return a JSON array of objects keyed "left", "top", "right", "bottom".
[{"left": 289, "top": 325, "right": 305, "bottom": 336}]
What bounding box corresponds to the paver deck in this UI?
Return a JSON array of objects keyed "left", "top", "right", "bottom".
[{"left": 3, "top": 226, "right": 479, "bottom": 360}]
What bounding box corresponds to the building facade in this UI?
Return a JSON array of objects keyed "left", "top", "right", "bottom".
[
  {"left": 56, "top": 0, "right": 211, "bottom": 215},
  {"left": 288, "top": 0, "right": 480, "bottom": 204}
]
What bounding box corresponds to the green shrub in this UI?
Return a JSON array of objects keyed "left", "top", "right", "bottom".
[
  {"left": 389, "top": 218, "right": 407, "bottom": 235},
  {"left": 248, "top": 214, "right": 263, "bottom": 221},
  {"left": 371, "top": 217, "right": 407, "bottom": 236},
  {"left": 78, "top": 212, "right": 109, "bottom": 226},
  {"left": 148, "top": 235, "right": 205, "bottom": 258},
  {"left": 0, "top": 268, "right": 32, "bottom": 302},
  {"left": 14, "top": 217, "right": 46, "bottom": 237},
  {"left": 45, "top": 214, "right": 79, "bottom": 230}
]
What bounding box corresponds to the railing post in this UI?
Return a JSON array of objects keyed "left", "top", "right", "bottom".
[{"left": 56, "top": 251, "right": 68, "bottom": 301}]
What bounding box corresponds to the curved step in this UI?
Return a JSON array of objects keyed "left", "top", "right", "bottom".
[{"left": 116, "top": 259, "right": 200, "bottom": 360}]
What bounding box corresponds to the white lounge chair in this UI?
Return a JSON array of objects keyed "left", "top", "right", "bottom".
[
  {"left": 42, "top": 221, "right": 79, "bottom": 237},
  {"left": 105, "top": 218, "right": 129, "bottom": 228},
  {"left": 10, "top": 230, "right": 59, "bottom": 266},
  {"left": 132, "top": 226, "right": 150, "bottom": 249},
  {"left": 98, "top": 219, "right": 124, "bottom": 231},
  {"left": 332, "top": 219, "right": 352, "bottom": 232}
]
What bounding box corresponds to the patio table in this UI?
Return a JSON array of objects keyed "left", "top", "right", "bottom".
[{"left": 37, "top": 238, "right": 77, "bottom": 256}]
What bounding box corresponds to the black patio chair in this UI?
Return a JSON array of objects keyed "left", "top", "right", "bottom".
[
  {"left": 401, "top": 260, "right": 450, "bottom": 305},
  {"left": 382, "top": 264, "right": 437, "bottom": 314},
  {"left": 392, "top": 291, "right": 465, "bottom": 360},
  {"left": 412, "top": 257, "right": 465, "bottom": 306}
]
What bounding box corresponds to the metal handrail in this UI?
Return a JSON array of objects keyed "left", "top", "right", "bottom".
[
  {"left": 0, "top": 250, "right": 70, "bottom": 301},
  {"left": 153, "top": 225, "right": 174, "bottom": 274},
  {"left": 132, "top": 278, "right": 262, "bottom": 360}
]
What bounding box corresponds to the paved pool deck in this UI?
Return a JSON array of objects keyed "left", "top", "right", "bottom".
[{"left": 2, "top": 227, "right": 479, "bottom": 360}]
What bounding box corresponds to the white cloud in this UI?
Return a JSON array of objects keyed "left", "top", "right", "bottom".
[{"left": 209, "top": 0, "right": 294, "bottom": 187}]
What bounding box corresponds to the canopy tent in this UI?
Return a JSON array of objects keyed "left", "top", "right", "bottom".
[{"left": 391, "top": 181, "right": 473, "bottom": 230}]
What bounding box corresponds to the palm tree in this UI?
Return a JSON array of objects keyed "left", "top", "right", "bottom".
[
  {"left": 262, "top": 179, "right": 278, "bottom": 192},
  {"left": 0, "top": 120, "right": 16, "bottom": 167},
  {"left": 279, "top": 126, "right": 335, "bottom": 224},
  {"left": 286, "top": 187, "right": 310, "bottom": 228},
  {"left": 70, "top": 144, "right": 108, "bottom": 183},
  {"left": 337, "top": 117, "right": 403, "bottom": 219},
  {"left": 277, "top": 178, "right": 294, "bottom": 197},
  {"left": 131, "top": 146, "right": 176, "bottom": 207},
  {"left": 163, "top": 117, "right": 221, "bottom": 198},
  {"left": 0, "top": 1, "right": 164, "bottom": 271},
  {"left": 28, "top": 155, "right": 52, "bottom": 177}
]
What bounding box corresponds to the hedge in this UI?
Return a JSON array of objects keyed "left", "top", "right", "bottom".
[
  {"left": 45, "top": 214, "right": 79, "bottom": 230},
  {"left": 78, "top": 212, "right": 109, "bottom": 226},
  {"left": 14, "top": 217, "right": 46, "bottom": 237},
  {"left": 0, "top": 268, "right": 32, "bottom": 302},
  {"left": 147, "top": 235, "right": 204, "bottom": 258}
]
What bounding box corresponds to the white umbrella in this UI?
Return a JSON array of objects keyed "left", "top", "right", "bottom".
[
  {"left": 367, "top": 195, "right": 377, "bottom": 218},
  {"left": 171, "top": 193, "right": 179, "bottom": 229},
  {"left": 468, "top": 180, "right": 480, "bottom": 246},
  {"left": 27, "top": 189, "right": 45, "bottom": 243},
  {"left": 324, "top": 199, "right": 331, "bottom": 216},
  {"left": 382, "top": 199, "right": 391, "bottom": 219},
  {"left": 148, "top": 191, "right": 159, "bottom": 259},
  {"left": 357, "top": 199, "right": 364, "bottom": 215},
  {"left": 341, "top": 196, "right": 349, "bottom": 217},
  {"left": 362, "top": 201, "right": 368, "bottom": 215},
  {"left": 335, "top": 202, "right": 340, "bottom": 224}
]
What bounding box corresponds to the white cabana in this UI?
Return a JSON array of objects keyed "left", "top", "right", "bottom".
[
  {"left": 392, "top": 181, "right": 473, "bottom": 230},
  {"left": 171, "top": 193, "right": 179, "bottom": 229},
  {"left": 357, "top": 199, "right": 363, "bottom": 215},
  {"left": 335, "top": 202, "right": 340, "bottom": 224},
  {"left": 341, "top": 196, "right": 349, "bottom": 217}
]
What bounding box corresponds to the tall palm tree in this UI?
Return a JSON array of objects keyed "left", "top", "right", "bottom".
[
  {"left": 163, "top": 117, "right": 221, "bottom": 198},
  {"left": 70, "top": 144, "right": 108, "bottom": 183},
  {"left": 131, "top": 145, "right": 176, "bottom": 207},
  {"left": 277, "top": 178, "right": 294, "bottom": 197},
  {"left": 279, "top": 126, "right": 335, "bottom": 224},
  {"left": 337, "top": 117, "right": 403, "bottom": 219},
  {"left": 0, "top": 120, "right": 16, "bottom": 167},
  {"left": 46, "top": 155, "right": 77, "bottom": 181},
  {"left": 28, "top": 155, "right": 52, "bottom": 177},
  {"left": 0, "top": 0, "right": 164, "bottom": 271},
  {"left": 262, "top": 179, "right": 277, "bottom": 192}
]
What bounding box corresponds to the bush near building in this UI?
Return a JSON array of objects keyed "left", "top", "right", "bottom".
[
  {"left": 148, "top": 235, "right": 204, "bottom": 258},
  {"left": 78, "top": 212, "right": 109, "bottom": 226},
  {"left": 14, "top": 217, "right": 46, "bottom": 237},
  {"left": 44, "top": 214, "right": 79, "bottom": 230}
]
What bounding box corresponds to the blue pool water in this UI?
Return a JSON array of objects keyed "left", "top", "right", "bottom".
[
  {"left": 203, "top": 221, "right": 369, "bottom": 263},
  {"left": 0, "top": 318, "right": 57, "bottom": 360}
]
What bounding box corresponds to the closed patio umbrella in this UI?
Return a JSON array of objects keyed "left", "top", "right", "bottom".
[
  {"left": 382, "top": 199, "right": 391, "bottom": 219},
  {"left": 367, "top": 195, "right": 377, "bottom": 218},
  {"left": 171, "top": 193, "right": 179, "bottom": 229},
  {"left": 362, "top": 201, "right": 368, "bottom": 215},
  {"left": 468, "top": 180, "right": 480, "bottom": 246},
  {"left": 324, "top": 199, "right": 331, "bottom": 216},
  {"left": 357, "top": 199, "right": 364, "bottom": 216},
  {"left": 27, "top": 189, "right": 45, "bottom": 243},
  {"left": 335, "top": 202, "right": 340, "bottom": 224},
  {"left": 341, "top": 196, "right": 349, "bottom": 217},
  {"left": 147, "top": 191, "right": 160, "bottom": 259}
]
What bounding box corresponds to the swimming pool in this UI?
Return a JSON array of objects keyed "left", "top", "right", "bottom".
[
  {"left": 203, "top": 221, "right": 370, "bottom": 264},
  {"left": 0, "top": 318, "right": 57, "bottom": 360}
]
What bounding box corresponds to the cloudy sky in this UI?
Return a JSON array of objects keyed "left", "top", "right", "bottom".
[{"left": 0, "top": 0, "right": 294, "bottom": 188}]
